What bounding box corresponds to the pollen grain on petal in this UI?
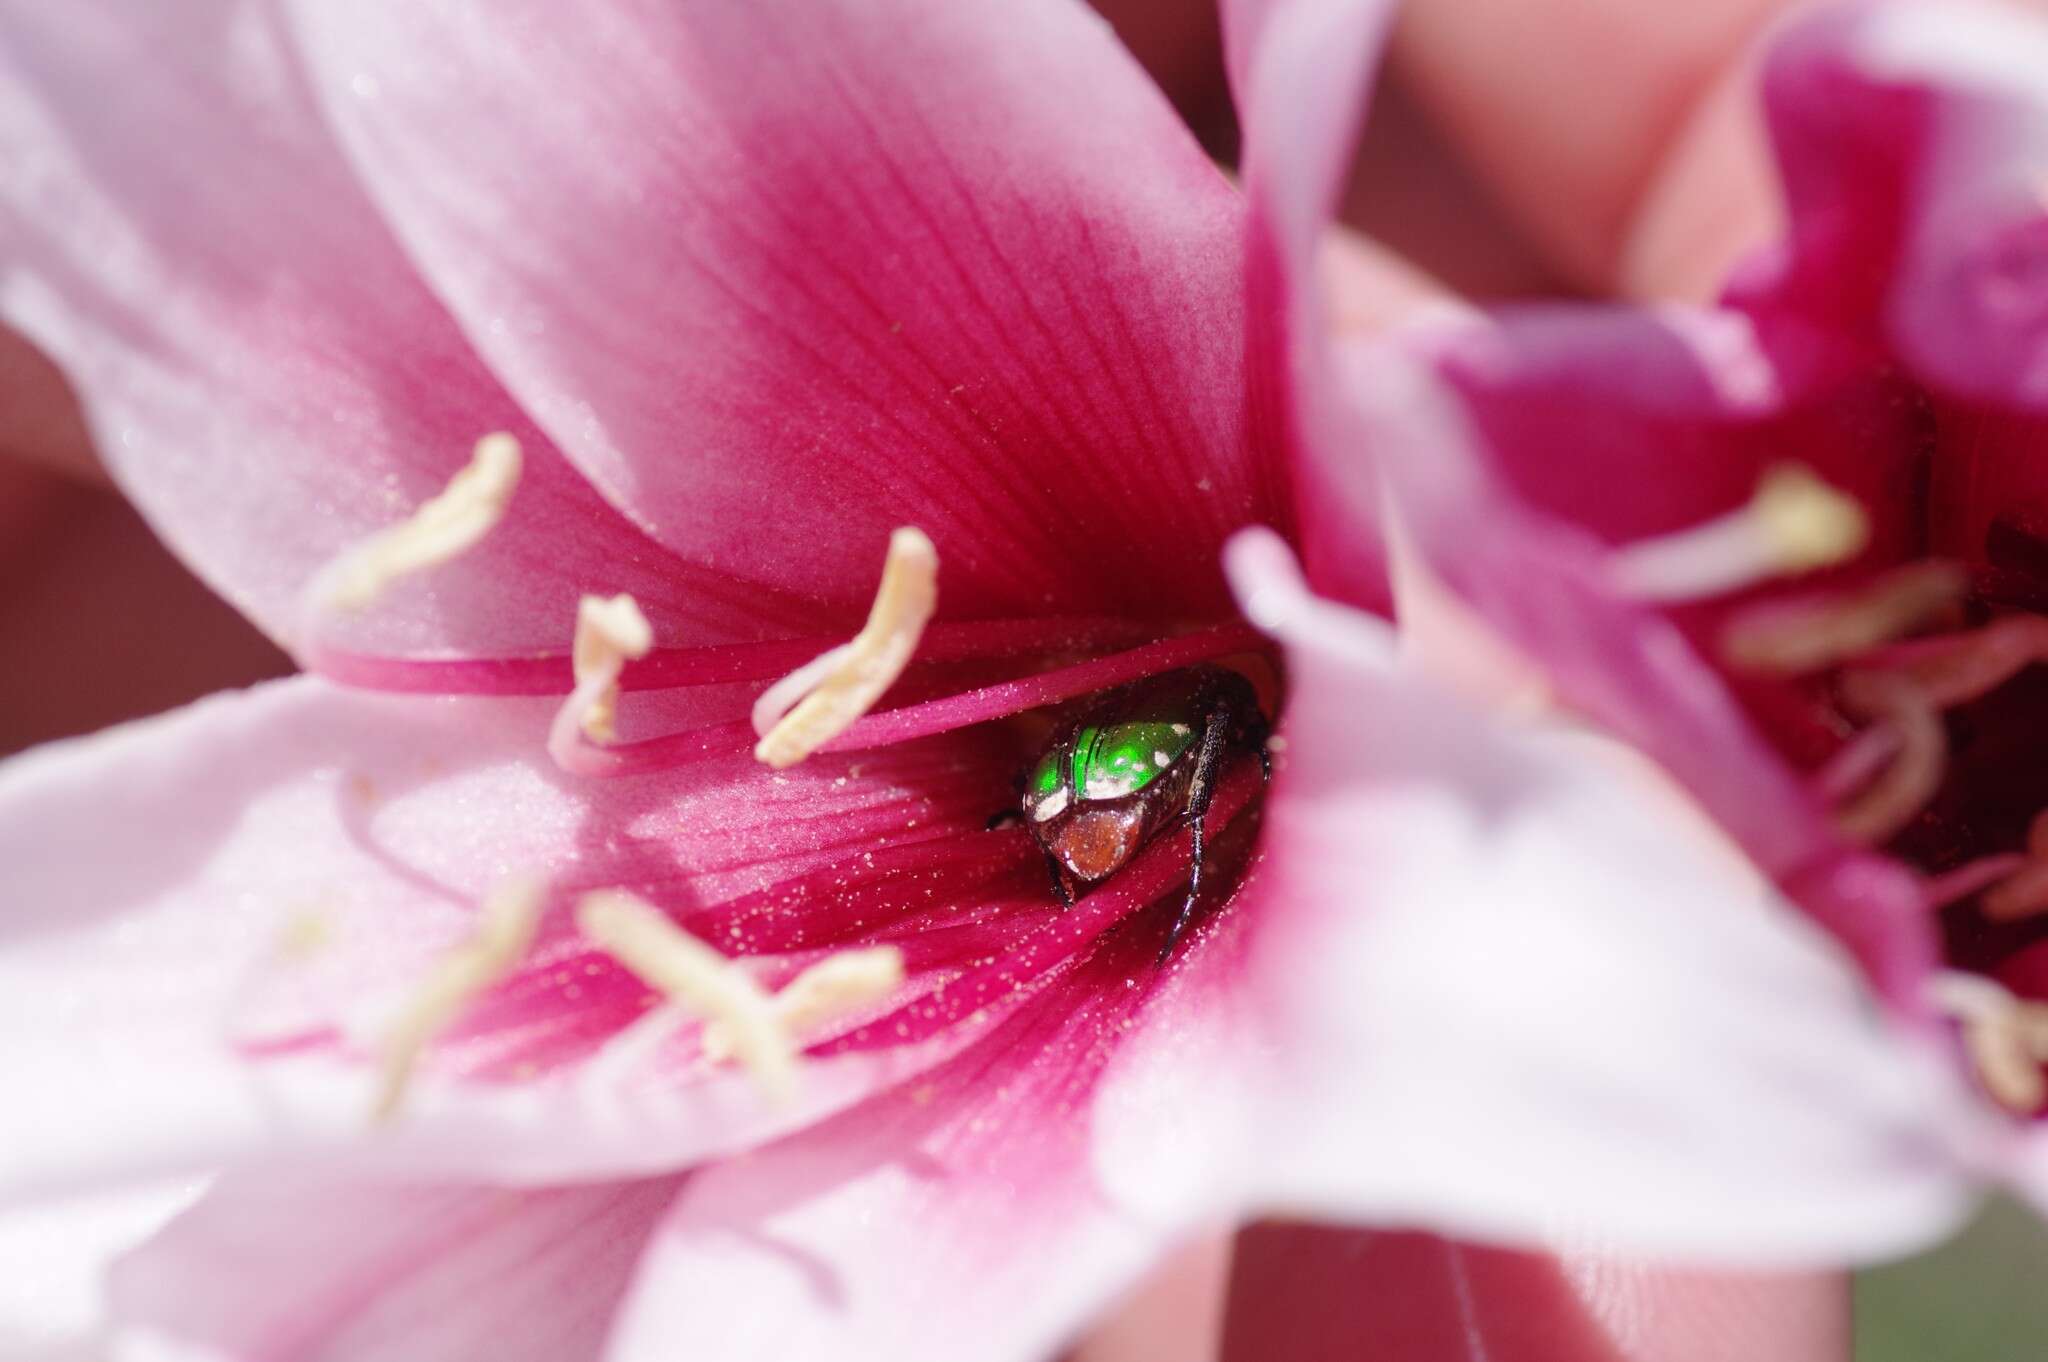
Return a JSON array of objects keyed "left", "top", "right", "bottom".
[
  {"left": 372, "top": 877, "right": 544, "bottom": 1123},
  {"left": 308, "top": 433, "right": 523, "bottom": 613},
  {"left": 753, "top": 526, "right": 938, "bottom": 769}
]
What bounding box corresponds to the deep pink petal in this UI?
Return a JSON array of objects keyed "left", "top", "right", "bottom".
[
  {"left": 0, "top": 677, "right": 1042, "bottom": 1194},
  {"left": 1221, "top": 1226, "right": 1851, "bottom": 1362},
  {"left": 284, "top": 0, "right": 1260, "bottom": 623},
  {"left": 0, "top": 3, "right": 810, "bottom": 656},
  {"left": 1091, "top": 533, "right": 1974, "bottom": 1264},
  {"left": 1224, "top": 0, "right": 1398, "bottom": 611},
  {"left": 109, "top": 1172, "right": 680, "bottom": 1362}
]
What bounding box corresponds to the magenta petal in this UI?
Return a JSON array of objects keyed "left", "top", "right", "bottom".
[
  {"left": 1225, "top": 0, "right": 1397, "bottom": 610},
  {"left": 0, "top": 4, "right": 805, "bottom": 656},
  {"left": 109, "top": 1172, "right": 681, "bottom": 1362},
  {"left": 1749, "top": 0, "right": 2048, "bottom": 410},
  {"left": 284, "top": 0, "right": 1260, "bottom": 622}
]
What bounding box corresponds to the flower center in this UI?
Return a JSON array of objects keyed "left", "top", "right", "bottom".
[
  {"left": 1649, "top": 471, "right": 2048, "bottom": 1112},
  {"left": 289, "top": 450, "right": 1281, "bottom": 1119}
]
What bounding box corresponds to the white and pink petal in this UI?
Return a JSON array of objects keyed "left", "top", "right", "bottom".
[
  {"left": 605, "top": 936, "right": 1220, "bottom": 1362},
  {"left": 108, "top": 1172, "right": 681, "bottom": 1362},
  {"left": 284, "top": 0, "right": 1260, "bottom": 625},
  {"left": 0, "top": 676, "right": 1041, "bottom": 1194},
  {"left": 1092, "top": 533, "right": 1981, "bottom": 1266},
  {"left": 1224, "top": 0, "right": 1400, "bottom": 611},
  {"left": 0, "top": 1, "right": 803, "bottom": 659}
]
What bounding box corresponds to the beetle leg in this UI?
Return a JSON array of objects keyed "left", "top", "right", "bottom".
[
  {"left": 1248, "top": 708, "right": 1273, "bottom": 782},
  {"left": 1161, "top": 701, "right": 1233, "bottom": 961},
  {"left": 1044, "top": 849, "right": 1076, "bottom": 909}
]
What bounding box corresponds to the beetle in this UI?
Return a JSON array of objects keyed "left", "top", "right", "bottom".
[{"left": 1016, "top": 664, "right": 1271, "bottom": 959}]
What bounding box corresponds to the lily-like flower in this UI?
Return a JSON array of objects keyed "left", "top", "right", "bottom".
[
  {"left": 0, "top": 0, "right": 1965, "bottom": 1358},
  {"left": 1363, "top": 0, "right": 2048, "bottom": 1244}
]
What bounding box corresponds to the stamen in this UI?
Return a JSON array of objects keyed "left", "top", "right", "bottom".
[
  {"left": 1867, "top": 614, "right": 2048, "bottom": 710},
  {"left": 700, "top": 945, "right": 905, "bottom": 1062},
  {"left": 753, "top": 527, "right": 937, "bottom": 769},
  {"left": 309, "top": 434, "right": 522, "bottom": 612},
  {"left": 548, "top": 594, "right": 654, "bottom": 775},
  {"left": 1927, "top": 971, "right": 2048, "bottom": 1113},
  {"left": 577, "top": 895, "right": 905, "bottom": 1095},
  {"left": 1720, "top": 562, "right": 1967, "bottom": 675},
  {"left": 1923, "top": 854, "right": 2027, "bottom": 911},
  {"left": 1607, "top": 464, "right": 1868, "bottom": 603},
  {"left": 372, "top": 878, "right": 543, "bottom": 1122},
  {"left": 1983, "top": 812, "right": 2048, "bottom": 922},
  {"left": 1830, "top": 671, "right": 1946, "bottom": 845}
]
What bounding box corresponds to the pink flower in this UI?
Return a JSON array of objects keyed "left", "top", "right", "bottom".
[
  {"left": 0, "top": 0, "right": 1959, "bottom": 1357},
  {"left": 1365, "top": 0, "right": 2048, "bottom": 1235}
]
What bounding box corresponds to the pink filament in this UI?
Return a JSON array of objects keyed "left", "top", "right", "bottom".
[
  {"left": 821, "top": 622, "right": 1266, "bottom": 752},
  {"left": 1831, "top": 672, "right": 1947, "bottom": 846},
  {"left": 1861, "top": 614, "right": 2048, "bottom": 710},
  {"left": 1923, "top": 855, "right": 2028, "bottom": 911},
  {"left": 1719, "top": 562, "right": 1967, "bottom": 676},
  {"left": 306, "top": 616, "right": 1156, "bottom": 696},
  {"left": 552, "top": 621, "right": 1268, "bottom": 779}
]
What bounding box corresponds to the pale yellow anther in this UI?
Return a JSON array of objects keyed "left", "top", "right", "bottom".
[
  {"left": 373, "top": 878, "right": 543, "bottom": 1123},
  {"left": 1929, "top": 971, "right": 2048, "bottom": 1114},
  {"left": 1751, "top": 464, "right": 1870, "bottom": 575},
  {"left": 701, "top": 945, "right": 904, "bottom": 1062},
  {"left": 752, "top": 527, "right": 937, "bottom": 769},
  {"left": 1609, "top": 463, "right": 1868, "bottom": 603},
  {"left": 575, "top": 891, "right": 796, "bottom": 1103},
  {"left": 572, "top": 594, "right": 654, "bottom": 742},
  {"left": 313, "top": 433, "right": 522, "bottom": 611}
]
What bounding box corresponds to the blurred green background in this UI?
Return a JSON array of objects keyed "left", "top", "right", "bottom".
[{"left": 1859, "top": 1197, "right": 2048, "bottom": 1361}]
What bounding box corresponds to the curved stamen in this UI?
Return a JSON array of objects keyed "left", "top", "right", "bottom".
[
  {"left": 1608, "top": 464, "right": 1868, "bottom": 603},
  {"left": 373, "top": 878, "right": 544, "bottom": 1122},
  {"left": 700, "top": 947, "right": 905, "bottom": 1062},
  {"left": 1864, "top": 614, "right": 2048, "bottom": 710},
  {"left": 755, "top": 527, "right": 939, "bottom": 769},
  {"left": 1923, "top": 854, "right": 2028, "bottom": 911},
  {"left": 1831, "top": 671, "right": 1946, "bottom": 845},
  {"left": 1927, "top": 971, "right": 2048, "bottom": 1113},
  {"left": 305, "top": 433, "right": 522, "bottom": 616},
  {"left": 575, "top": 891, "right": 904, "bottom": 1103},
  {"left": 1981, "top": 812, "right": 2048, "bottom": 922},
  {"left": 1720, "top": 562, "right": 1967, "bottom": 676},
  {"left": 548, "top": 595, "right": 654, "bottom": 776}
]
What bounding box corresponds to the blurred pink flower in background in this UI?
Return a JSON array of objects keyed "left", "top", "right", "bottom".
[
  {"left": 1370, "top": 0, "right": 2048, "bottom": 1230},
  {"left": 0, "top": 0, "right": 1991, "bottom": 1358}
]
